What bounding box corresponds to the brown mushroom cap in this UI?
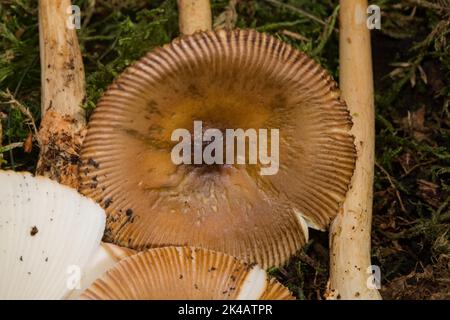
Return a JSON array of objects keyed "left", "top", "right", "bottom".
[
  {"left": 80, "top": 247, "right": 293, "bottom": 300},
  {"left": 80, "top": 29, "right": 356, "bottom": 268}
]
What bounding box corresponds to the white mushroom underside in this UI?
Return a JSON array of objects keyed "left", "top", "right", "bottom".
[
  {"left": 0, "top": 171, "right": 105, "bottom": 299},
  {"left": 67, "top": 243, "right": 134, "bottom": 300},
  {"left": 293, "top": 208, "right": 313, "bottom": 239}
]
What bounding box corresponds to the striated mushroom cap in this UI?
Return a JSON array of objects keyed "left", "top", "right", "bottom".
[
  {"left": 0, "top": 171, "right": 105, "bottom": 299},
  {"left": 81, "top": 246, "right": 294, "bottom": 300},
  {"left": 80, "top": 29, "right": 356, "bottom": 268}
]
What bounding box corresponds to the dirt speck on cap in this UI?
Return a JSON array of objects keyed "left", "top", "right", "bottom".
[
  {"left": 30, "top": 226, "right": 38, "bottom": 236},
  {"left": 104, "top": 198, "right": 113, "bottom": 209}
]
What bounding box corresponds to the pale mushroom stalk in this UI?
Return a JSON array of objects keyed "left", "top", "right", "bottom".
[
  {"left": 177, "top": 0, "right": 212, "bottom": 35},
  {"left": 37, "top": 0, "right": 86, "bottom": 188},
  {"left": 328, "top": 0, "right": 381, "bottom": 300}
]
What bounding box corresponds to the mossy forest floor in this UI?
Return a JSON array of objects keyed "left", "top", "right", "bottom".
[{"left": 1, "top": 0, "right": 449, "bottom": 299}]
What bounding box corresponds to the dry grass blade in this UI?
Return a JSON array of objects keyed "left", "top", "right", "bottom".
[
  {"left": 265, "top": 0, "right": 327, "bottom": 27},
  {"left": 214, "top": 0, "right": 238, "bottom": 30},
  {"left": 0, "top": 89, "right": 40, "bottom": 146},
  {"left": 375, "top": 161, "right": 407, "bottom": 213}
]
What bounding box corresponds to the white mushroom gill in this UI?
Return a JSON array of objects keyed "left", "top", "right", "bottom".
[
  {"left": 293, "top": 209, "right": 310, "bottom": 243},
  {"left": 236, "top": 266, "right": 268, "bottom": 300},
  {"left": 0, "top": 171, "right": 106, "bottom": 299},
  {"left": 67, "top": 243, "right": 135, "bottom": 300}
]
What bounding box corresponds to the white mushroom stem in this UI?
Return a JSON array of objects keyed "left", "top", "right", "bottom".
[
  {"left": 37, "top": 0, "right": 86, "bottom": 188},
  {"left": 328, "top": 0, "right": 381, "bottom": 300},
  {"left": 177, "top": 0, "right": 212, "bottom": 35}
]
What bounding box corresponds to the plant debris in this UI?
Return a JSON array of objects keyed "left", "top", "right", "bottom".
[{"left": 30, "top": 226, "right": 38, "bottom": 236}]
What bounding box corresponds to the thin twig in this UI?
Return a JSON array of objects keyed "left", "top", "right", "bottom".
[
  {"left": 375, "top": 161, "right": 407, "bottom": 213},
  {"left": 1, "top": 90, "right": 41, "bottom": 146},
  {"left": 281, "top": 29, "right": 310, "bottom": 42},
  {"left": 82, "top": 0, "right": 97, "bottom": 28},
  {"left": 265, "top": 0, "right": 327, "bottom": 26},
  {"left": 0, "top": 142, "right": 24, "bottom": 154},
  {"left": 265, "top": 0, "right": 339, "bottom": 33},
  {"left": 405, "top": 0, "right": 449, "bottom": 11},
  {"left": 6, "top": 55, "right": 38, "bottom": 168},
  {"left": 214, "top": 0, "right": 238, "bottom": 30},
  {"left": 312, "top": 5, "right": 339, "bottom": 56},
  {"left": 400, "top": 159, "right": 438, "bottom": 178}
]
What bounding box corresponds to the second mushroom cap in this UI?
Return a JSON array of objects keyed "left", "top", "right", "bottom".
[{"left": 81, "top": 246, "right": 293, "bottom": 300}]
